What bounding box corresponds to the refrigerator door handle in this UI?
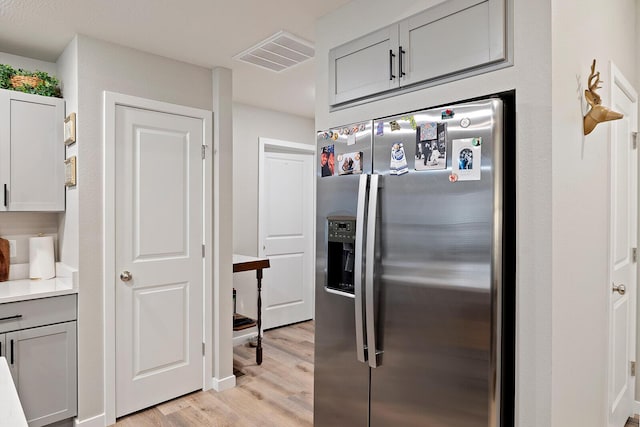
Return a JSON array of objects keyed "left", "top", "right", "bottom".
[
  {"left": 366, "top": 174, "right": 382, "bottom": 368},
  {"left": 354, "top": 173, "right": 369, "bottom": 363}
]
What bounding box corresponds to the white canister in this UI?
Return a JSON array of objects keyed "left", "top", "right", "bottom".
[{"left": 29, "top": 236, "right": 55, "bottom": 280}]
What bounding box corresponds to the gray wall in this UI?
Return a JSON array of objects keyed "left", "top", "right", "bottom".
[
  {"left": 231, "top": 103, "right": 314, "bottom": 319},
  {"left": 73, "top": 34, "right": 213, "bottom": 422}
]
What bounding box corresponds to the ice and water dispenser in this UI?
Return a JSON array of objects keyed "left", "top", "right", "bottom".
[{"left": 326, "top": 216, "right": 357, "bottom": 294}]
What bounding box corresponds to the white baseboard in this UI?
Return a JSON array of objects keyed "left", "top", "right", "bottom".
[
  {"left": 75, "top": 413, "right": 106, "bottom": 427},
  {"left": 233, "top": 329, "right": 258, "bottom": 347},
  {"left": 211, "top": 375, "right": 236, "bottom": 392}
]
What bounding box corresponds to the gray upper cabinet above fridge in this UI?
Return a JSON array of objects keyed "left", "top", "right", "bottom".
[
  {"left": 0, "top": 90, "right": 66, "bottom": 212},
  {"left": 329, "top": 25, "right": 400, "bottom": 106},
  {"left": 329, "top": 0, "right": 509, "bottom": 107}
]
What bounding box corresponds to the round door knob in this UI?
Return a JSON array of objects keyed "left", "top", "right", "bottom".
[
  {"left": 120, "top": 271, "right": 132, "bottom": 282},
  {"left": 612, "top": 283, "right": 626, "bottom": 295}
]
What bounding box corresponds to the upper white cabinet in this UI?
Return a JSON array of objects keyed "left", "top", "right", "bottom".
[
  {"left": 329, "top": 0, "right": 509, "bottom": 106},
  {"left": 0, "top": 89, "right": 65, "bottom": 212}
]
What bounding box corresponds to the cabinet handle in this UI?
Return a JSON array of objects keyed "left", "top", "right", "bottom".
[
  {"left": 399, "top": 46, "right": 406, "bottom": 77},
  {"left": 0, "top": 315, "right": 22, "bottom": 322},
  {"left": 10, "top": 339, "right": 13, "bottom": 365},
  {"left": 0, "top": 341, "right": 2, "bottom": 357},
  {"left": 3, "top": 184, "right": 6, "bottom": 207},
  {"left": 389, "top": 50, "right": 396, "bottom": 80}
]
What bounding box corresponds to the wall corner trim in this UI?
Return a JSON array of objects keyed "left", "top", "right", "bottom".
[{"left": 211, "top": 375, "right": 236, "bottom": 392}]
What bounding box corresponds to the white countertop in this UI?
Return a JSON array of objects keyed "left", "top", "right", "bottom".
[
  {"left": 0, "top": 262, "right": 78, "bottom": 304},
  {"left": 0, "top": 276, "right": 76, "bottom": 304},
  {"left": 0, "top": 357, "right": 27, "bottom": 426}
]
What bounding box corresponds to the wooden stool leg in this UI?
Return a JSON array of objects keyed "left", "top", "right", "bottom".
[{"left": 256, "top": 268, "right": 263, "bottom": 365}]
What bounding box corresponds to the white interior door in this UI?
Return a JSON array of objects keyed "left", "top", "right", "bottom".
[
  {"left": 259, "top": 141, "right": 315, "bottom": 330},
  {"left": 115, "top": 105, "right": 203, "bottom": 417},
  {"left": 608, "top": 65, "right": 638, "bottom": 427}
]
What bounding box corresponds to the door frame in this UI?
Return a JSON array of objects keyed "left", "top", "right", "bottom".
[
  {"left": 606, "top": 62, "right": 638, "bottom": 424},
  {"left": 103, "top": 92, "right": 213, "bottom": 425},
  {"left": 258, "top": 137, "right": 317, "bottom": 323}
]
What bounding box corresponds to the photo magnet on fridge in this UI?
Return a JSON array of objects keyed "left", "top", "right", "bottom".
[
  {"left": 420, "top": 122, "right": 437, "bottom": 141},
  {"left": 338, "top": 152, "right": 363, "bottom": 175},
  {"left": 451, "top": 138, "right": 482, "bottom": 181},
  {"left": 376, "top": 121, "right": 384, "bottom": 136},
  {"left": 320, "top": 144, "right": 335, "bottom": 177},
  {"left": 415, "top": 123, "right": 447, "bottom": 171},
  {"left": 390, "top": 143, "right": 409, "bottom": 175}
]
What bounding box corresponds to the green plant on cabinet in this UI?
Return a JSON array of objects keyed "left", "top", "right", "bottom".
[{"left": 0, "top": 64, "right": 61, "bottom": 97}]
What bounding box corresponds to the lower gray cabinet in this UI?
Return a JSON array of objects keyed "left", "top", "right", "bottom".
[
  {"left": 0, "top": 295, "right": 77, "bottom": 427},
  {"left": 7, "top": 322, "right": 77, "bottom": 427}
]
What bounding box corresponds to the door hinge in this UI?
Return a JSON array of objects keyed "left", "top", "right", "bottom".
[
  {"left": 633, "top": 247, "right": 637, "bottom": 263},
  {"left": 632, "top": 361, "right": 636, "bottom": 376},
  {"left": 201, "top": 145, "right": 207, "bottom": 159},
  {"left": 633, "top": 132, "right": 637, "bottom": 150},
  {"left": 202, "top": 244, "right": 205, "bottom": 258},
  {"left": 202, "top": 342, "right": 205, "bottom": 356}
]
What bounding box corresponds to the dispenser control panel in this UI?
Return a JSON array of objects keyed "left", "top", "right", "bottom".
[{"left": 328, "top": 218, "right": 356, "bottom": 243}]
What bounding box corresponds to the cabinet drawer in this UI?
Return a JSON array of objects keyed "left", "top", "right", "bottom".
[{"left": 0, "top": 295, "right": 76, "bottom": 333}]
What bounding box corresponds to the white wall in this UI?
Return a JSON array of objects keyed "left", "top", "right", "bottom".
[
  {"left": 232, "top": 103, "right": 314, "bottom": 319},
  {"left": 0, "top": 213, "right": 59, "bottom": 264},
  {"left": 0, "top": 51, "right": 57, "bottom": 75},
  {"left": 551, "top": 1, "right": 637, "bottom": 426},
  {"left": 73, "top": 34, "right": 214, "bottom": 422},
  {"left": 316, "top": 1, "right": 553, "bottom": 426},
  {"left": 232, "top": 104, "right": 315, "bottom": 256},
  {"left": 638, "top": 0, "right": 640, "bottom": 404},
  {"left": 211, "top": 67, "right": 235, "bottom": 390},
  {"left": 56, "top": 37, "right": 79, "bottom": 269}
]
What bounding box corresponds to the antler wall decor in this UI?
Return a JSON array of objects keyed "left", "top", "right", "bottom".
[{"left": 583, "top": 59, "right": 623, "bottom": 135}]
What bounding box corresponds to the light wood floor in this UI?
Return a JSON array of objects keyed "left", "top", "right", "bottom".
[{"left": 114, "top": 321, "right": 314, "bottom": 427}]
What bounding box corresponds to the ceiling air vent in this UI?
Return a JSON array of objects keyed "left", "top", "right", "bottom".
[{"left": 234, "top": 31, "right": 315, "bottom": 73}]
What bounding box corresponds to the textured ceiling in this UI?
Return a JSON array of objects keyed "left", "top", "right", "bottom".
[{"left": 0, "top": 0, "right": 351, "bottom": 118}]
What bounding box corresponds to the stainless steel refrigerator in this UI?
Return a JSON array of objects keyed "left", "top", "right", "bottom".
[{"left": 314, "top": 97, "right": 514, "bottom": 427}]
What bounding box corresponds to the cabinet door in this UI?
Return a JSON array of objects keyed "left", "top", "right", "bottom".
[
  {"left": 7, "top": 322, "right": 77, "bottom": 427},
  {"left": 0, "top": 92, "right": 9, "bottom": 212},
  {"left": 0, "top": 333, "right": 5, "bottom": 362},
  {"left": 0, "top": 90, "right": 65, "bottom": 211},
  {"left": 399, "top": 0, "right": 507, "bottom": 87},
  {"left": 329, "top": 25, "right": 399, "bottom": 105}
]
